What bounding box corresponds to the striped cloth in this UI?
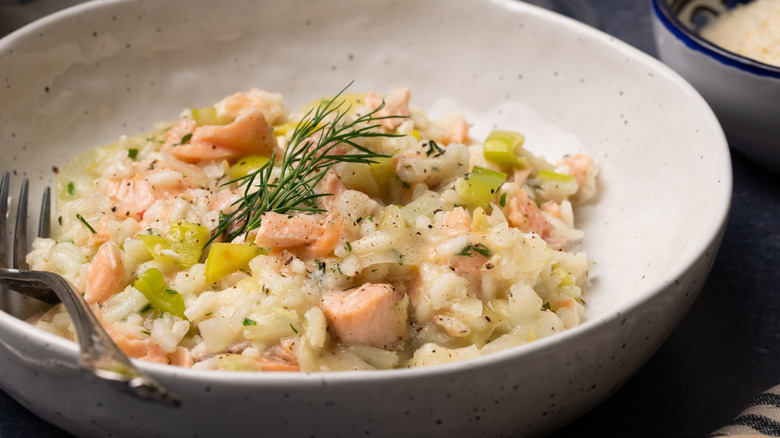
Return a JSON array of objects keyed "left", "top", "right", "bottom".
[{"left": 710, "top": 385, "right": 780, "bottom": 437}]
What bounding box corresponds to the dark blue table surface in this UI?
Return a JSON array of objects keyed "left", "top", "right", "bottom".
[{"left": 2, "top": 1, "right": 778, "bottom": 437}]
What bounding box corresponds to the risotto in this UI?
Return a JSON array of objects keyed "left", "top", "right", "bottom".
[
  {"left": 26, "top": 86, "right": 598, "bottom": 372},
  {"left": 700, "top": 0, "right": 780, "bottom": 67}
]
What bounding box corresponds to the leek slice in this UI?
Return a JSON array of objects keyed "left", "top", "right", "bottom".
[
  {"left": 134, "top": 268, "right": 186, "bottom": 319},
  {"left": 300, "top": 93, "right": 365, "bottom": 116},
  {"left": 552, "top": 263, "right": 575, "bottom": 287},
  {"left": 532, "top": 170, "right": 578, "bottom": 202},
  {"left": 456, "top": 166, "right": 507, "bottom": 210},
  {"left": 399, "top": 190, "right": 444, "bottom": 223},
  {"left": 274, "top": 93, "right": 366, "bottom": 137},
  {"left": 336, "top": 161, "right": 379, "bottom": 196},
  {"left": 138, "top": 234, "right": 178, "bottom": 264},
  {"left": 272, "top": 121, "right": 299, "bottom": 137},
  {"left": 190, "top": 106, "right": 230, "bottom": 126},
  {"left": 139, "top": 221, "right": 210, "bottom": 269},
  {"left": 227, "top": 155, "right": 272, "bottom": 180},
  {"left": 536, "top": 170, "right": 576, "bottom": 183},
  {"left": 214, "top": 354, "right": 263, "bottom": 372},
  {"left": 483, "top": 130, "right": 529, "bottom": 169},
  {"left": 204, "top": 243, "right": 266, "bottom": 284},
  {"left": 369, "top": 156, "right": 395, "bottom": 189}
]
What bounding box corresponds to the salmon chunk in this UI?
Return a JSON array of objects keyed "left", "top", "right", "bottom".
[
  {"left": 505, "top": 189, "right": 552, "bottom": 238},
  {"left": 253, "top": 211, "right": 344, "bottom": 258},
  {"left": 320, "top": 283, "right": 408, "bottom": 350},
  {"left": 164, "top": 108, "right": 277, "bottom": 164},
  {"left": 84, "top": 242, "right": 125, "bottom": 304},
  {"left": 364, "top": 87, "right": 410, "bottom": 132}
]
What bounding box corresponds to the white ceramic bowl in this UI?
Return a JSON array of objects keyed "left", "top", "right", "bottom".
[
  {"left": 651, "top": 0, "right": 780, "bottom": 171},
  {"left": 0, "top": 0, "right": 731, "bottom": 437}
]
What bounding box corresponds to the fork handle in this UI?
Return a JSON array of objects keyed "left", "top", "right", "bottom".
[{"left": 0, "top": 268, "right": 180, "bottom": 406}]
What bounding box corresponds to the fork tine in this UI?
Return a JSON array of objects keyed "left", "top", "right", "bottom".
[
  {"left": 0, "top": 175, "right": 178, "bottom": 404},
  {"left": 13, "top": 179, "right": 28, "bottom": 270},
  {"left": 0, "top": 171, "right": 8, "bottom": 268},
  {"left": 38, "top": 186, "right": 51, "bottom": 239}
]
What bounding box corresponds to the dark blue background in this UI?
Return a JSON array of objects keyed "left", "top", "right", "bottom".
[{"left": 1, "top": 1, "right": 777, "bottom": 437}]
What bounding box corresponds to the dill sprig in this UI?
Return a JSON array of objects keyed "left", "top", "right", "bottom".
[{"left": 208, "top": 84, "right": 400, "bottom": 245}]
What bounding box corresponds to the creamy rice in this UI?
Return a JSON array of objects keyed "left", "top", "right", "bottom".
[
  {"left": 700, "top": 0, "right": 780, "bottom": 67},
  {"left": 26, "top": 87, "right": 598, "bottom": 372}
]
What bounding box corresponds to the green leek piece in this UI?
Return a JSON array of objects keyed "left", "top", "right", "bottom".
[
  {"left": 139, "top": 221, "right": 210, "bottom": 269},
  {"left": 337, "top": 162, "right": 379, "bottom": 196},
  {"left": 228, "top": 155, "right": 272, "bottom": 180},
  {"left": 272, "top": 121, "right": 299, "bottom": 137},
  {"left": 457, "top": 166, "right": 507, "bottom": 209},
  {"left": 204, "top": 243, "right": 267, "bottom": 284},
  {"left": 191, "top": 106, "right": 230, "bottom": 126},
  {"left": 214, "top": 354, "right": 263, "bottom": 372},
  {"left": 368, "top": 156, "right": 395, "bottom": 189},
  {"left": 483, "top": 130, "right": 529, "bottom": 169},
  {"left": 134, "top": 268, "right": 187, "bottom": 319},
  {"left": 536, "top": 169, "right": 576, "bottom": 183},
  {"left": 274, "top": 94, "right": 367, "bottom": 139},
  {"left": 301, "top": 93, "right": 365, "bottom": 116},
  {"left": 138, "top": 234, "right": 176, "bottom": 264},
  {"left": 552, "top": 263, "right": 574, "bottom": 287}
]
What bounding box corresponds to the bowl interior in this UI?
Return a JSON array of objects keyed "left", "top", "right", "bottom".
[
  {"left": 0, "top": 0, "right": 730, "bottom": 366},
  {"left": 0, "top": 2, "right": 733, "bottom": 437},
  {"left": 654, "top": 0, "right": 780, "bottom": 74}
]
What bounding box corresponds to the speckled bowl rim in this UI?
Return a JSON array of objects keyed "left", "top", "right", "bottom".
[
  {"left": 0, "top": 0, "right": 732, "bottom": 388},
  {"left": 651, "top": 0, "right": 780, "bottom": 78}
]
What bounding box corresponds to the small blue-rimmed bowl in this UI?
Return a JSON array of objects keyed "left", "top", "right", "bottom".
[{"left": 651, "top": 0, "right": 780, "bottom": 171}]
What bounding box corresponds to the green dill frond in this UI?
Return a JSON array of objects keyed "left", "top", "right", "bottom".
[{"left": 207, "top": 83, "right": 402, "bottom": 246}]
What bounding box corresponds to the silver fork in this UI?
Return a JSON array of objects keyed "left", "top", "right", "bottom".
[{"left": 0, "top": 172, "right": 180, "bottom": 405}]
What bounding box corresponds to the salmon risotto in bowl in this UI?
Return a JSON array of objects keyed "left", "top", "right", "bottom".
[
  {"left": 0, "top": 0, "right": 730, "bottom": 437},
  {"left": 27, "top": 86, "right": 598, "bottom": 372}
]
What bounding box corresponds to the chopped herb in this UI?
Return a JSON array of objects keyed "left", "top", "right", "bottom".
[
  {"left": 471, "top": 243, "right": 492, "bottom": 257},
  {"left": 165, "top": 288, "right": 179, "bottom": 295},
  {"left": 424, "top": 139, "right": 444, "bottom": 157},
  {"left": 499, "top": 192, "right": 507, "bottom": 208},
  {"left": 392, "top": 248, "right": 404, "bottom": 266},
  {"left": 542, "top": 302, "right": 551, "bottom": 310},
  {"left": 457, "top": 243, "right": 492, "bottom": 258},
  {"left": 67, "top": 181, "right": 75, "bottom": 196},
  {"left": 57, "top": 216, "right": 62, "bottom": 226},
  {"left": 457, "top": 247, "right": 474, "bottom": 257},
  {"left": 76, "top": 213, "right": 96, "bottom": 234},
  {"left": 140, "top": 303, "right": 153, "bottom": 313},
  {"left": 141, "top": 330, "right": 151, "bottom": 336},
  {"left": 179, "top": 133, "right": 193, "bottom": 145},
  {"left": 290, "top": 323, "right": 299, "bottom": 334},
  {"left": 243, "top": 317, "right": 257, "bottom": 326},
  {"left": 345, "top": 241, "right": 352, "bottom": 251},
  {"left": 367, "top": 215, "right": 374, "bottom": 222},
  {"left": 356, "top": 217, "right": 363, "bottom": 224},
  {"left": 127, "top": 148, "right": 139, "bottom": 159}
]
